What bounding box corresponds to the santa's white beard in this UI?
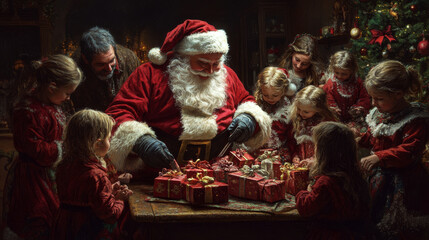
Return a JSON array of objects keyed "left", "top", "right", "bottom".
[{"left": 167, "top": 56, "right": 228, "bottom": 116}]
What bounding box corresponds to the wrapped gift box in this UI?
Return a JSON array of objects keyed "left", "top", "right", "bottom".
[
  {"left": 211, "top": 156, "right": 239, "bottom": 183},
  {"left": 228, "top": 166, "right": 264, "bottom": 200},
  {"left": 183, "top": 174, "right": 228, "bottom": 204},
  {"left": 183, "top": 159, "right": 214, "bottom": 179},
  {"left": 153, "top": 169, "right": 186, "bottom": 199},
  {"left": 229, "top": 149, "right": 255, "bottom": 168},
  {"left": 280, "top": 163, "right": 309, "bottom": 195},
  {"left": 258, "top": 179, "right": 286, "bottom": 203}
]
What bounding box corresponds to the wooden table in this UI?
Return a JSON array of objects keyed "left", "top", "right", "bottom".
[{"left": 128, "top": 183, "right": 310, "bottom": 240}]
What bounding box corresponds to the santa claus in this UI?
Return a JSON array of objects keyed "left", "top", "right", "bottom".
[{"left": 106, "top": 19, "right": 271, "bottom": 171}]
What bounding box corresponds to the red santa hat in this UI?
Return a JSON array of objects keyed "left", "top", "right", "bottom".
[{"left": 148, "top": 19, "right": 229, "bottom": 65}]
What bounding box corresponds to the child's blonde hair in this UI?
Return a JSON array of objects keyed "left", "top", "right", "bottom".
[
  {"left": 311, "top": 121, "right": 369, "bottom": 207},
  {"left": 278, "top": 34, "right": 324, "bottom": 87},
  {"left": 365, "top": 60, "right": 422, "bottom": 99},
  {"left": 289, "top": 85, "right": 337, "bottom": 131},
  {"left": 61, "top": 109, "right": 114, "bottom": 164},
  {"left": 254, "top": 67, "right": 290, "bottom": 105},
  {"left": 24, "top": 54, "right": 82, "bottom": 94},
  {"left": 328, "top": 50, "right": 358, "bottom": 76}
]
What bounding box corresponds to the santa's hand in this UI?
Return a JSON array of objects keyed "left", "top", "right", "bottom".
[
  {"left": 133, "top": 135, "right": 174, "bottom": 168},
  {"left": 227, "top": 113, "right": 256, "bottom": 143}
]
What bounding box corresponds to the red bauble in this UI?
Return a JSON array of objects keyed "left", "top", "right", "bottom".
[
  {"left": 410, "top": 5, "right": 417, "bottom": 13},
  {"left": 360, "top": 47, "right": 368, "bottom": 56},
  {"left": 417, "top": 38, "right": 429, "bottom": 56}
]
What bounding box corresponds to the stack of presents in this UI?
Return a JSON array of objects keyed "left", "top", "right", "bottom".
[{"left": 153, "top": 149, "right": 310, "bottom": 205}]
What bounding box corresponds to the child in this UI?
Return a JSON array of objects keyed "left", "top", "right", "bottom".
[
  {"left": 254, "top": 66, "right": 295, "bottom": 153},
  {"left": 323, "top": 50, "right": 371, "bottom": 134},
  {"left": 359, "top": 60, "right": 429, "bottom": 238},
  {"left": 287, "top": 85, "right": 337, "bottom": 166},
  {"left": 53, "top": 109, "right": 133, "bottom": 239},
  {"left": 296, "top": 122, "right": 373, "bottom": 239},
  {"left": 278, "top": 34, "right": 324, "bottom": 93},
  {"left": 7, "top": 54, "right": 82, "bottom": 239}
]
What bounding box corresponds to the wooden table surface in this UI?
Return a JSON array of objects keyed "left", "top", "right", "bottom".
[{"left": 128, "top": 183, "right": 301, "bottom": 223}]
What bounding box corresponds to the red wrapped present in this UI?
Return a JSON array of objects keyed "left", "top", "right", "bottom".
[
  {"left": 211, "top": 156, "right": 239, "bottom": 183},
  {"left": 258, "top": 179, "right": 286, "bottom": 203},
  {"left": 183, "top": 159, "right": 214, "bottom": 179},
  {"left": 153, "top": 169, "right": 186, "bottom": 199},
  {"left": 229, "top": 149, "right": 254, "bottom": 168},
  {"left": 280, "top": 163, "right": 309, "bottom": 195},
  {"left": 228, "top": 165, "right": 264, "bottom": 200},
  {"left": 183, "top": 173, "right": 228, "bottom": 204}
]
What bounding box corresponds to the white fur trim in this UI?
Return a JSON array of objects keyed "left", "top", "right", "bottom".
[
  {"left": 148, "top": 47, "right": 168, "bottom": 65},
  {"left": 269, "top": 96, "right": 291, "bottom": 124},
  {"left": 366, "top": 104, "right": 429, "bottom": 137},
  {"left": 234, "top": 101, "right": 272, "bottom": 151},
  {"left": 179, "top": 113, "right": 218, "bottom": 140},
  {"left": 295, "top": 135, "right": 313, "bottom": 144},
  {"left": 108, "top": 121, "right": 156, "bottom": 171},
  {"left": 286, "top": 83, "right": 297, "bottom": 97},
  {"left": 176, "top": 30, "right": 229, "bottom": 55}
]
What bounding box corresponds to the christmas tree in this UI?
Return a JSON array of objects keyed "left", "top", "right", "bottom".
[{"left": 350, "top": 0, "right": 429, "bottom": 102}]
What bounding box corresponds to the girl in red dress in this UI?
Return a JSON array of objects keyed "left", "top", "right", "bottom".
[
  {"left": 359, "top": 60, "right": 429, "bottom": 239},
  {"left": 322, "top": 50, "right": 371, "bottom": 134},
  {"left": 296, "top": 122, "right": 373, "bottom": 240},
  {"left": 7, "top": 55, "right": 82, "bottom": 239},
  {"left": 53, "top": 109, "right": 133, "bottom": 240},
  {"left": 278, "top": 34, "right": 325, "bottom": 93},
  {"left": 287, "top": 85, "right": 337, "bottom": 167},
  {"left": 254, "top": 66, "right": 296, "bottom": 159}
]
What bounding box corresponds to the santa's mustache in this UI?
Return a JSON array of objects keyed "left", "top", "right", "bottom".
[{"left": 189, "top": 68, "right": 214, "bottom": 78}]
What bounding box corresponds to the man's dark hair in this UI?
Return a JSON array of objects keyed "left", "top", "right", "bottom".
[{"left": 80, "top": 26, "right": 116, "bottom": 62}]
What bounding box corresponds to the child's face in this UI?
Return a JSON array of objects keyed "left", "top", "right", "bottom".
[
  {"left": 368, "top": 88, "right": 405, "bottom": 114},
  {"left": 48, "top": 83, "right": 78, "bottom": 105},
  {"left": 94, "top": 132, "right": 111, "bottom": 158},
  {"left": 333, "top": 67, "right": 352, "bottom": 82},
  {"left": 261, "top": 85, "right": 283, "bottom": 105},
  {"left": 292, "top": 53, "right": 311, "bottom": 73},
  {"left": 297, "top": 103, "right": 317, "bottom": 119}
]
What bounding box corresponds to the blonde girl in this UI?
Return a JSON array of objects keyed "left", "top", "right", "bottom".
[
  {"left": 254, "top": 66, "right": 296, "bottom": 155},
  {"left": 278, "top": 34, "right": 324, "bottom": 92},
  {"left": 7, "top": 54, "right": 82, "bottom": 239},
  {"left": 53, "top": 109, "right": 133, "bottom": 239},
  {"left": 323, "top": 50, "right": 371, "bottom": 126},
  {"left": 296, "top": 122, "right": 372, "bottom": 239},
  {"left": 287, "top": 85, "right": 337, "bottom": 166},
  {"left": 359, "top": 60, "right": 429, "bottom": 239}
]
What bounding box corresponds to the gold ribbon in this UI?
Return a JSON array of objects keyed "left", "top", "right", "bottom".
[{"left": 279, "top": 162, "right": 308, "bottom": 180}]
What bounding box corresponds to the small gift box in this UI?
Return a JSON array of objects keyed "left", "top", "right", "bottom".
[
  {"left": 228, "top": 165, "right": 264, "bottom": 200},
  {"left": 211, "top": 156, "right": 239, "bottom": 183},
  {"left": 258, "top": 179, "right": 286, "bottom": 203},
  {"left": 183, "top": 159, "right": 214, "bottom": 179},
  {"left": 280, "top": 163, "right": 309, "bottom": 195},
  {"left": 153, "top": 169, "right": 186, "bottom": 200},
  {"left": 183, "top": 173, "right": 228, "bottom": 204},
  {"left": 229, "top": 149, "right": 255, "bottom": 168}
]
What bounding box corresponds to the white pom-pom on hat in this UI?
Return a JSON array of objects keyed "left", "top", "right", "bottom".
[
  {"left": 148, "top": 47, "right": 168, "bottom": 65},
  {"left": 286, "top": 83, "right": 297, "bottom": 96}
]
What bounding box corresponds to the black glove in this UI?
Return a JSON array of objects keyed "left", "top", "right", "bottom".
[
  {"left": 133, "top": 135, "right": 174, "bottom": 168},
  {"left": 227, "top": 113, "right": 256, "bottom": 143}
]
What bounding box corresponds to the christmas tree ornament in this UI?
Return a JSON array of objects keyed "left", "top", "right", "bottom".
[
  {"left": 389, "top": 3, "right": 399, "bottom": 20},
  {"left": 382, "top": 50, "right": 389, "bottom": 58},
  {"left": 369, "top": 25, "right": 396, "bottom": 45},
  {"left": 409, "top": 46, "right": 416, "bottom": 53},
  {"left": 410, "top": 5, "right": 417, "bottom": 13},
  {"left": 418, "top": 37, "right": 429, "bottom": 56},
  {"left": 350, "top": 27, "right": 362, "bottom": 39},
  {"left": 360, "top": 47, "right": 368, "bottom": 56}
]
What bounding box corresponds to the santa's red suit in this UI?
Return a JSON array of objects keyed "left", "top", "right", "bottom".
[{"left": 106, "top": 20, "right": 271, "bottom": 171}]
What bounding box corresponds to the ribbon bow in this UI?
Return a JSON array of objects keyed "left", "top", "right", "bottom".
[
  {"left": 185, "top": 159, "right": 211, "bottom": 170},
  {"left": 159, "top": 168, "right": 184, "bottom": 178},
  {"left": 187, "top": 172, "right": 215, "bottom": 185},
  {"left": 240, "top": 165, "right": 261, "bottom": 177},
  {"left": 279, "top": 162, "right": 308, "bottom": 180},
  {"left": 212, "top": 158, "right": 239, "bottom": 172},
  {"left": 369, "top": 25, "right": 396, "bottom": 45}
]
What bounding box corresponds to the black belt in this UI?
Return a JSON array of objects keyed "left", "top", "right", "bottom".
[{"left": 153, "top": 128, "right": 230, "bottom": 166}]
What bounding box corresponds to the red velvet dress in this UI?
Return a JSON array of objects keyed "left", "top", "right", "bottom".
[
  {"left": 7, "top": 96, "right": 63, "bottom": 239},
  {"left": 260, "top": 97, "right": 292, "bottom": 149},
  {"left": 296, "top": 175, "right": 371, "bottom": 240},
  {"left": 53, "top": 157, "right": 125, "bottom": 240},
  {"left": 322, "top": 75, "right": 371, "bottom": 123},
  {"left": 358, "top": 103, "right": 429, "bottom": 238}
]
